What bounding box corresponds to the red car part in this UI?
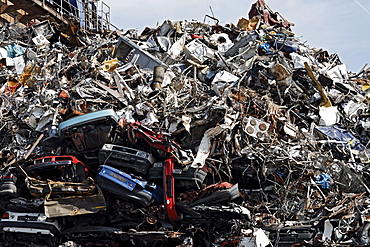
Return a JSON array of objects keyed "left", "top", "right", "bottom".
[
  {"left": 164, "top": 157, "right": 180, "bottom": 222},
  {"left": 128, "top": 122, "right": 181, "bottom": 222}
]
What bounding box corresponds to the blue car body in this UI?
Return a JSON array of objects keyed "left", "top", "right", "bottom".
[{"left": 97, "top": 165, "right": 163, "bottom": 206}]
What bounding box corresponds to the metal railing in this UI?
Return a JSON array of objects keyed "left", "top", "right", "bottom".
[{"left": 41, "top": 0, "right": 117, "bottom": 32}]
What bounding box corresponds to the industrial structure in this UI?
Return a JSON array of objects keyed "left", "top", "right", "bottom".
[{"left": 0, "top": 0, "right": 114, "bottom": 32}]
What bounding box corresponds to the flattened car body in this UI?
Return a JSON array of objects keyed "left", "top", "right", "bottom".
[
  {"left": 44, "top": 183, "right": 106, "bottom": 217},
  {"left": 0, "top": 211, "right": 61, "bottom": 246},
  {"left": 25, "top": 155, "right": 90, "bottom": 183},
  {"left": 148, "top": 163, "right": 207, "bottom": 189},
  {"left": 58, "top": 109, "right": 120, "bottom": 152},
  {"left": 24, "top": 155, "right": 106, "bottom": 217},
  {"left": 97, "top": 165, "right": 163, "bottom": 206},
  {"left": 26, "top": 177, "right": 106, "bottom": 217},
  {"left": 99, "top": 144, "right": 155, "bottom": 175}
]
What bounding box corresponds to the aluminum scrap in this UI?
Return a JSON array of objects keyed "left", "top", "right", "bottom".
[{"left": 1, "top": 0, "right": 370, "bottom": 246}]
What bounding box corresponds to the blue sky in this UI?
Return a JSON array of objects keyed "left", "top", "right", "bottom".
[{"left": 103, "top": 0, "right": 370, "bottom": 72}]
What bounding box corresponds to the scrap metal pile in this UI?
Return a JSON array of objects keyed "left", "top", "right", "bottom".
[{"left": 1, "top": 0, "right": 370, "bottom": 246}]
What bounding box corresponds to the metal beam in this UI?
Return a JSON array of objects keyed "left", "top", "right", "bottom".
[{"left": 1, "top": 2, "right": 35, "bottom": 14}]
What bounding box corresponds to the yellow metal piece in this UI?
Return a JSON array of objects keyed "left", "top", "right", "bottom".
[
  {"left": 304, "top": 62, "right": 332, "bottom": 107},
  {"left": 362, "top": 84, "right": 370, "bottom": 91},
  {"left": 237, "top": 18, "right": 259, "bottom": 31},
  {"left": 102, "top": 58, "right": 119, "bottom": 72},
  {"left": 19, "top": 62, "right": 39, "bottom": 87}
]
